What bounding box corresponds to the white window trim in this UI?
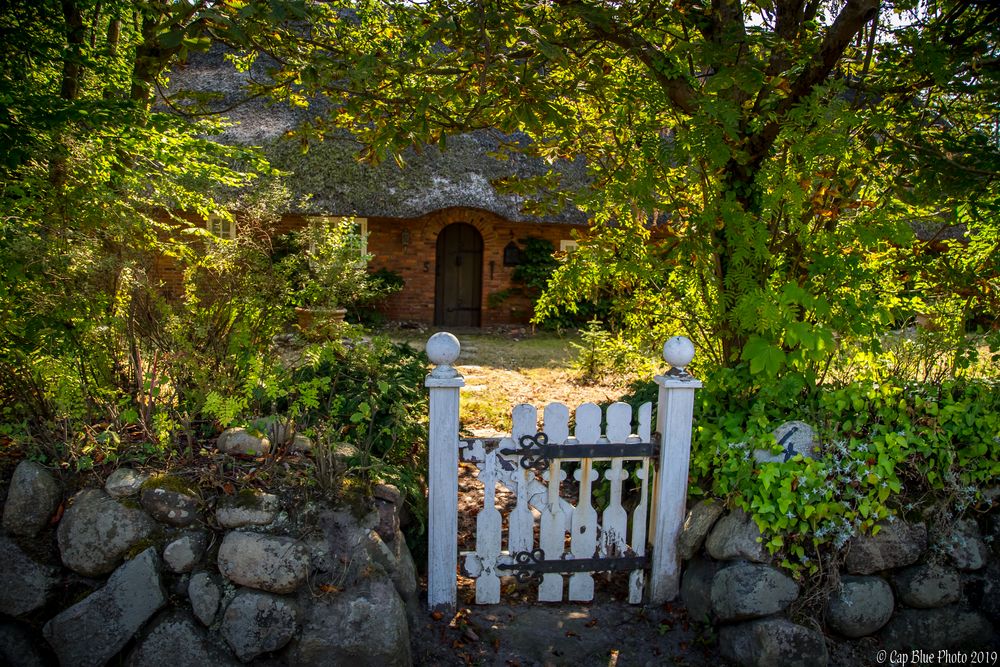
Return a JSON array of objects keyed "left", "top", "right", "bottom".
[
  {"left": 559, "top": 239, "right": 579, "bottom": 253},
  {"left": 306, "top": 216, "right": 368, "bottom": 257},
  {"left": 206, "top": 213, "right": 237, "bottom": 240}
]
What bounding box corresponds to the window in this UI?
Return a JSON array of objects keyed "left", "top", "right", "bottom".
[
  {"left": 206, "top": 214, "right": 236, "bottom": 240},
  {"left": 306, "top": 216, "right": 368, "bottom": 256},
  {"left": 559, "top": 239, "right": 579, "bottom": 253}
]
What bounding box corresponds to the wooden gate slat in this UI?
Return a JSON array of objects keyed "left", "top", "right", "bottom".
[
  {"left": 569, "top": 402, "right": 601, "bottom": 601},
  {"left": 538, "top": 402, "right": 570, "bottom": 602},
  {"left": 509, "top": 404, "right": 538, "bottom": 557},
  {"left": 602, "top": 402, "right": 632, "bottom": 558},
  {"left": 475, "top": 446, "right": 502, "bottom": 603},
  {"left": 629, "top": 401, "right": 654, "bottom": 603}
]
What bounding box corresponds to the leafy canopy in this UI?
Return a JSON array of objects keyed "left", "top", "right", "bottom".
[{"left": 253, "top": 0, "right": 999, "bottom": 378}]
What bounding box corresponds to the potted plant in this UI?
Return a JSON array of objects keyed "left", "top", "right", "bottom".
[{"left": 280, "top": 217, "right": 370, "bottom": 337}]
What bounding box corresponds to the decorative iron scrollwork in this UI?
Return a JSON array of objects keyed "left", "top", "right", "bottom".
[
  {"left": 505, "top": 548, "right": 546, "bottom": 583},
  {"left": 499, "top": 431, "right": 659, "bottom": 470},
  {"left": 498, "top": 548, "right": 649, "bottom": 583},
  {"left": 500, "top": 433, "right": 550, "bottom": 472}
]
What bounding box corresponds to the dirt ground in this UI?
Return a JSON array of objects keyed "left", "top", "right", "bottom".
[
  {"left": 409, "top": 595, "right": 723, "bottom": 667},
  {"left": 390, "top": 328, "right": 646, "bottom": 436}
]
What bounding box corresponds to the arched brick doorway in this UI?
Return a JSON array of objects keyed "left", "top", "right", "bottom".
[{"left": 435, "top": 223, "right": 483, "bottom": 327}]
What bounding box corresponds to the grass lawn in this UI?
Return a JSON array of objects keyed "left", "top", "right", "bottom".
[{"left": 389, "top": 330, "right": 652, "bottom": 435}]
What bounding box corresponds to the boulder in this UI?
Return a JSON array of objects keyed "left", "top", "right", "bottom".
[
  {"left": 140, "top": 484, "right": 200, "bottom": 527},
  {"left": 289, "top": 433, "right": 312, "bottom": 453},
  {"left": 217, "top": 428, "right": 270, "bottom": 457},
  {"left": 892, "top": 563, "right": 961, "bottom": 608},
  {"left": 308, "top": 508, "right": 381, "bottom": 588},
  {"left": 845, "top": 521, "right": 926, "bottom": 575},
  {"left": 705, "top": 509, "right": 769, "bottom": 563},
  {"left": 681, "top": 557, "right": 723, "bottom": 623},
  {"left": 720, "top": 617, "right": 828, "bottom": 667},
  {"left": 57, "top": 489, "right": 156, "bottom": 576},
  {"left": 163, "top": 532, "right": 208, "bottom": 573},
  {"left": 43, "top": 548, "right": 166, "bottom": 667},
  {"left": 293, "top": 575, "right": 411, "bottom": 667},
  {"left": 188, "top": 571, "right": 223, "bottom": 626},
  {"left": 825, "top": 575, "right": 894, "bottom": 638},
  {"left": 217, "top": 531, "right": 310, "bottom": 594},
  {"left": 0, "top": 534, "right": 59, "bottom": 617},
  {"left": 220, "top": 590, "right": 297, "bottom": 662},
  {"left": 105, "top": 468, "right": 148, "bottom": 498},
  {"left": 373, "top": 483, "right": 402, "bottom": 543},
  {"left": 2, "top": 460, "right": 60, "bottom": 536},
  {"left": 880, "top": 607, "right": 993, "bottom": 651},
  {"left": 0, "top": 621, "right": 49, "bottom": 667},
  {"left": 366, "top": 526, "right": 419, "bottom": 622},
  {"left": 971, "top": 560, "right": 999, "bottom": 623},
  {"left": 678, "top": 499, "right": 725, "bottom": 560},
  {"left": 753, "top": 421, "right": 820, "bottom": 464},
  {"left": 127, "top": 610, "right": 237, "bottom": 667},
  {"left": 938, "top": 519, "right": 989, "bottom": 571},
  {"left": 216, "top": 491, "right": 280, "bottom": 529},
  {"left": 711, "top": 563, "right": 799, "bottom": 622}
]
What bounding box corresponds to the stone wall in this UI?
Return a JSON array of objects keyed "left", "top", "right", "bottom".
[
  {"left": 678, "top": 500, "right": 999, "bottom": 667},
  {"left": 0, "top": 460, "right": 417, "bottom": 666}
]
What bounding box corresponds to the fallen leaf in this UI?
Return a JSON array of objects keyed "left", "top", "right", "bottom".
[
  {"left": 317, "top": 584, "right": 340, "bottom": 594},
  {"left": 431, "top": 611, "right": 444, "bottom": 621},
  {"left": 50, "top": 502, "right": 64, "bottom": 525},
  {"left": 585, "top": 619, "right": 599, "bottom": 628}
]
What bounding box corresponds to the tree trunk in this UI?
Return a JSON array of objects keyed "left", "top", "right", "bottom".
[{"left": 49, "top": 0, "right": 85, "bottom": 190}]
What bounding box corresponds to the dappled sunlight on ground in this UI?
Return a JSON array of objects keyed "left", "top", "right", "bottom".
[{"left": 388, "top": 330, "right": 653, "bottom": 436}]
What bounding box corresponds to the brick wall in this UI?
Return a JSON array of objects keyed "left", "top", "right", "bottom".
[{"left": 365, "top": 208, "right": 584, "bottom": 326}]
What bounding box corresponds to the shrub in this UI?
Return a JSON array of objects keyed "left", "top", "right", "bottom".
[
  {"left": 621, "top": 370, "right": 1000, "bottom": 576},
  {"left": 571, "top": 319, "right": 659, "bottom": 381}
]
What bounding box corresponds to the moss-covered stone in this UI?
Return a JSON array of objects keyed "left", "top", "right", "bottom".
[{"left": 141, "top": 474, "right": 200, "bottom": 497}]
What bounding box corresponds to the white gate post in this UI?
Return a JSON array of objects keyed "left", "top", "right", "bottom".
[
  {"left": 425, "top": 332, "right": 465, "bottom": 612},
  {"left": 649, "top": 336, "right": 702, "bottom": 603}
]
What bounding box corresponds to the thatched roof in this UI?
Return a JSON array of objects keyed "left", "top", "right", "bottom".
[{"left": 162, "top": 45, "right": 589, "bottom": 224}]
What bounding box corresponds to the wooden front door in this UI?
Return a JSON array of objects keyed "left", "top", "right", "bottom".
[{"left": 435, "top": 223, "right": 483, "bottom": 327}]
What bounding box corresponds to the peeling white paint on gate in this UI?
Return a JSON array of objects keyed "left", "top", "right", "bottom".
[{"left": 425, "top": 333, "right": 701, "bottom": 611}]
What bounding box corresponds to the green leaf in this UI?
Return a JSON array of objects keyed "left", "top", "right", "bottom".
[{"left": 741, "top": 336, "right": 786, "bottom": 376}]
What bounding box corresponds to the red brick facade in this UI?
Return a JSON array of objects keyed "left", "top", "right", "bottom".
[{"left": 365, "top": 207, "right": 583, "bottom": 326}]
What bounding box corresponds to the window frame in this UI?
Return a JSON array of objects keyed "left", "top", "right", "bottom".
[
  {"left": 306, "top": 216, "right": 369, "bottom": 257},
  {"left": 206, "top": 213, "right": 237, "bottom": 240}
]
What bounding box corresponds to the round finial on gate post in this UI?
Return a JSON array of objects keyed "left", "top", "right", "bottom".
[
  {"left": 663, "top": 336, "right": 695, "bottom": 373},
  {"left": 427, "top": 332, "right": 461, "bottom": 379}
]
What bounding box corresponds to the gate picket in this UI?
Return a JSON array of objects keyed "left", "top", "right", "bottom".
[
  {"left": 602, "top": 402, "right": 632, "bottom": 558},
  {"left": 475, "top": 446, "right": 502, "bottom": 603},
  {"left": 538, "top": 402, "right": 570, "bottom": 601},
  {"left": 569, "top": 402, "right": 601, "bottom": 601},
  {"left": 509, "top": 404, "right": 538, "bottom": 556},
  {"left": 629, "top": 401, "right": 654, "bottom": 603}
]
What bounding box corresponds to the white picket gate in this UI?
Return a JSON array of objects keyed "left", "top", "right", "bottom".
[{"left": 424, "top": 332, "right": 702, "bottom": 611}]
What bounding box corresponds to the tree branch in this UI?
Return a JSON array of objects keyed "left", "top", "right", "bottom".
[{"left": 553, "top": 0, "right": 698, "bottom": 116}]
